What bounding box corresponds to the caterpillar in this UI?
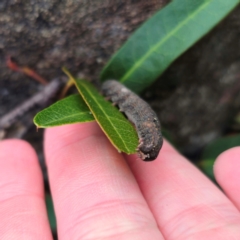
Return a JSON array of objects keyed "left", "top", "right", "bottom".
[{"left": 101, "top": 80, "right": 163, "bottom": 161}]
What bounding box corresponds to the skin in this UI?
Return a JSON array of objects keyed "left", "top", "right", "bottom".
[{"left": 0, "top": 122, "right": 240, "bottom": 239}]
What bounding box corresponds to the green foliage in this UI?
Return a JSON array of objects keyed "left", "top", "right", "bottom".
[
  {"left": 34, "top": 94, "right": 95, "bottom": 128},
  {"left": 45, "top": 194, "right": 56, "bottom": 232},
  {"left": 101, "top": 0, "right": 239, "bottom": 93},
  {"left": 202, "top": 134, "right": 240, "bottom": 159},
  {"left": 74, "top": 79, "right": 138, "bottom": 154},
  {"left": 198, "top": 158, "right": 215, "bottom": 181},
  {"left": 199, "top": 134, "right": 240, "bottom": 180}
]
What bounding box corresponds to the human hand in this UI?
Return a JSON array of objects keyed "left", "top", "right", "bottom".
[{"left": 0, "top": 122, "right": 240, "bottom": 239}]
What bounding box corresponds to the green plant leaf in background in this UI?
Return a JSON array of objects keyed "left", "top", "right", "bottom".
[
  {"left": 198, "top": 158, "right": 215, "bottom": 181},
  {"left": 202, "top": 134, "right": 240, "bottom": 159},
  {"left": 34, "top": 94, "right": 95, "bottom": 128},
  {"left": 101, "top": 0, "right": 239, "bottom": 93},
  {"left": 74, "top": 79, "right": 139, "bottom": 154},
  {"left": 45, "top": 194, "right": 56, "bottom": 232},
  {"left": 199, "top": 134, "right": 240, "bottom": 180}
]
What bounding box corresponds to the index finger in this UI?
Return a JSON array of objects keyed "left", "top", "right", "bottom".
[{"left": 44, "top": 122, "right": 164, "bottom": 239}]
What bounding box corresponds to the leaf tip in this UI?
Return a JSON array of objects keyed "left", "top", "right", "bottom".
[{"left": 33, "top": 115, "right": 42, "bottom": 129}]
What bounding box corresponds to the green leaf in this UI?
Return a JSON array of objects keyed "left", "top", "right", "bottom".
[
  {"left": 101, "top": 0, "right": 239, "bottom": 93},
  {"left": 197, "top": 158, "right": 215, "bottom": 181},
  {"left": 74, "top": 79, "right": 139, "bottom": 154},
  {"left": 34, "top": 94, "right": 95, "bottom": 128},
  {"left": 202, "top": 134, "right": 240, "bottom": 159},
  {"left": 198, "top": 134, "right": 240, "bottom": 181},
  {"left": 45, "top": 194, "right": 56, "bottom": 232}
]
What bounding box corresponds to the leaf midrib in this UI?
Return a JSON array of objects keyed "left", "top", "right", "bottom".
[
  {"left": 36, "top": 111, "right": 93, "bottom": 126},
  {"left": 120, "top": 0, "right": 210, "bottom": 83},
  {"left": 79, "top": 82, "right": 130, "bottom": 152}
]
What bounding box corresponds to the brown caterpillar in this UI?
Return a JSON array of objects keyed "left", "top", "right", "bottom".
[{"left": 101, "top": 80, "right": 163, "bottom": 161}]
